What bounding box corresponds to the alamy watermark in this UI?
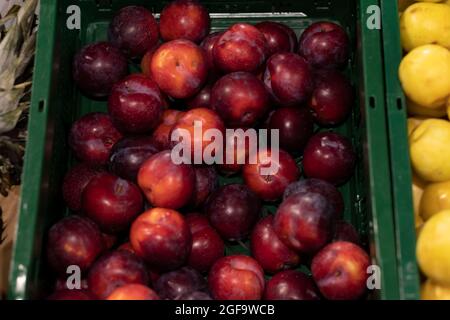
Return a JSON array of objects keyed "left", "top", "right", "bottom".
[
  {"left": 65, "top": 5, "right": 382, "bottom": 30},
  {"left": 64, "top": 264, "right": 382, "bottom": 290},
  {"left": 170, "top": 121, "right": 280, "bottom": 175}
]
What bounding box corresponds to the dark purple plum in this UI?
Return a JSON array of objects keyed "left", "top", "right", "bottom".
[
  {"left": 73, "top": 42, "right": 128, "bottom": 98},
  {"left": 309, "top": 70, "right": 353, "bottom": 126},
  {"left": 200, "top": 32, "right": 222, "bottom": 75},
  {"left": 108, "top": 6, "right": 159, "bottom": 59},
  {"left": 186, "top": 213, "right": 225, "bottom": 273},
  {"left": 108, "top": 74, "right": 164, "bottom": 134},
  {"left": 274, "top": 191, "right": 335, "bottom": 253},
  {"left": 88, "top": 250, "right": 149, "bottom": 299},
  {"left": 251, "top": 215, "right": 300, "bottom": 274},
  {"left": 303, "top": 132, "right": 356, "bottom": 185},
  {"left": 191, "top": 166, "right": 219, "bottom": 208},
  {"left": 186, "top": 83, "right": 212, "bottom": 109},
  {"left": 298, "top": 21, "right": 350, "bottom": 69},
  {"left": 266, "top": 107, "right": 314, "bottom": 153},
  {"left": 283, "top": 178, "right": 345, "bottom": 219},
  {"left": 108, "top": 136, "right": 160, "bottom": 182},
  {"left": 264, "top": 270, "right": 320, "bottom": 300},
  {"left": 211, "top": 72, "right": 269, "bottom": 128},
  {"left": 62, "top": 163, "right": 104, "bottom": 211},
  {"left": 333, "top": 220, "right": 360, "bottom": 245},
  {"left": 82, "top": 173, "right": 143, "bottom": 234},
  {"left": 47, "top": 216, "right": 104, "bottom": 274},
  {"left": 264, "top": 53, "right": 313, "bottom": 106},
  {"left": 255, "top": 21, "right": 297, "bottom": 56},
  {"left": 154, "top": 267, "right": 206, "bottom": 300},
  {"left": 69, "top": 112, "right": 123, "bottom": 166},
  {"left": 205, "top": 184, "right": 261, "bottom": 241}
]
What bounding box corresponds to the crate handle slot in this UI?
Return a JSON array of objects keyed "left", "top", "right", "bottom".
[
  {"left": 396, "top": 97, "right": 403, "bottom": 110},
  {"left": 38, "top": 100, "right": 45, "bottom": 113},
  {"left": 369, "top": 96, "right": 376, "bottom": 109}
]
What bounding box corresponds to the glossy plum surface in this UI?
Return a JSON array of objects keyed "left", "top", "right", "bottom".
[
  {"left": 332, "top": 220, "right": 360, "bottom": 245},
  {"left": 191, "top": 166, "right": 219, "bottom": 208},
  {"left": 298, "top": 21, "right": 350, "bottom": 69},
  {"left": 214, "top": 23, "right": 267, "bottom": 73},
  {"left": 108, "top": 74, "right": 164, "bottom": 134},
  {"left": 309, "top": 70, "right": 353, "bottom": 126},
  {"left": 154, "top": 267, "right": 207, "bottom": 300},
  {"left": 264, "top": 52, "right": 313, "bottom": 106},
  {"left": 106, "top": 284, "right": 160, "bottom": 300},
  {"left": 205, "top": 184, "right": 261, "bottom": 241},
  {"left": 73, "top": 42, "right": 128, "bottom": 98},
  {"left": 152, "top": 110, "right": 185, "bottom": 150},
  {"left": 250, "top": 215, "right": 300, "bottom": 274},
  {"left": 108, "top": 6, "right": 159, "bottom": 59},
  {"left": 130, "top": 208, "right": 192, "bottom": 272},
  {"left": 243, "top": 149, "right": 300, "bottom": 201},
  {"left": 200, "top": 32, "right": 222, "bottom": 75},
  {"left": 151, "top": 39, "right": 208, "bottom": 99},
  {"left": 266, "top": 107, "right": 314, "bottom": 153},
  {"left": 69, "top": 112, "right": 122, "bottom": 166},
  {"left": 264, "top": 270, "right": 320, "bottom": 300},
  {"left": 302, "top": 132, "right": 356, "bottom": 186},
  {"left": 311, "top": 241, "right": 370, "bottom": 300},
  {"left": 186, "top": 83, "right": 212, "bottom": 109},
  {"left": 88, "top": 250, "right": 149, "bottom": 299},
  {"left": 216, "top": 128, "right": 250, "bottom": 175},
  {"left": 82, "top": 173, "right": 143, "bottom": 233},
  {"left": 273, "top": 191, "right": 335, "bottom": 253},
  {"left": 160, "top": 0, "right": 210, "bottom": 43},
  {"left": 108, "top": 136, "right": 160, "bottom": 182},
  {"left": 186, "top": 213, "right": 224, "bottom": 272},
  {"left": 255, "top": 21, "right": 297, "bottom": 56},
  {"left": 62, "top": 163, "right": 104, "bottom": 211},
  {"left": 208, "top": 255, "right": 265, "bottom": 300},
  {"left": 170, "top": 108, "right": 225, "bottom": 163},
  {"left": 211, "top": 72, "right": 269, "bottom": 128},
  {"left": 137, "top": 150, "right": 195, "bottom": 209},
  {"left": 47, "top": 216, "right": 104, "bottom": 274},
  {"left": 283, "top": 178, "right": 344, "bottom": 219}
]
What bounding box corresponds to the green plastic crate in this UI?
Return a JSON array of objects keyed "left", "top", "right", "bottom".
[
  {"left": 379, "top": 0, "right": 421, "bottom": 300},
  {"left": 8, "top": 0, "right": 400, "bottom": 299}
]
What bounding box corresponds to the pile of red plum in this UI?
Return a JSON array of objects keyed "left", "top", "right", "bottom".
[{"left": 47, "top": 0, "right": 370, "bottom": 301}]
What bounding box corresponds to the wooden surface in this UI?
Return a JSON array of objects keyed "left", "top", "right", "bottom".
[
  {"left": 0, "top": 0, "right": 36, "bottom": 299},
  {"left": 0, "top": 186, "right": 20, "bottom": 298}
]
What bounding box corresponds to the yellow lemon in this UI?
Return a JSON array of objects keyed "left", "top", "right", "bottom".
[
  {"left": 412, "top": 173, "right": 427, "bottom": 227},
  {"left": 420, "top": 180, "right": 450, "bottom": 221},
  {"left": 410, "top": 119, "right": 450, "bottom": 182},
  {"left": 408, "top": 117, "right": 427, "bottom": 137},
  {"left": 421, "top": 279, "right": 450, "bottom": 300},
  {"left": 417, "top": 210, "right": 450, "bottom": 286},
  {"left": 399, "top": 45, "right": 450, "bottom": 109},
  {"left": 401, "top": 3, "right": 450, "bottom": 52}
]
